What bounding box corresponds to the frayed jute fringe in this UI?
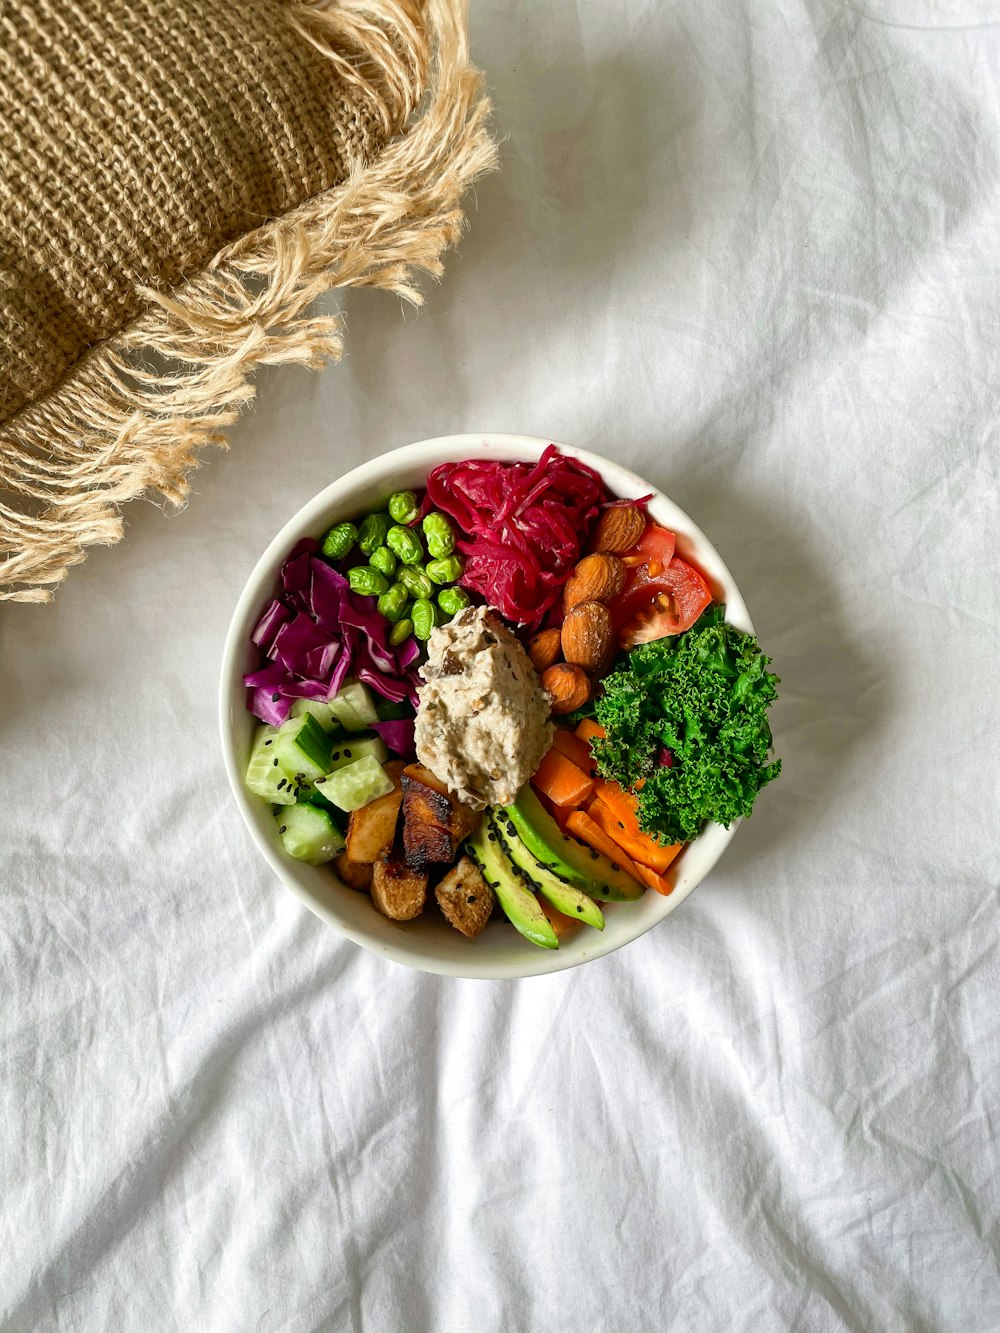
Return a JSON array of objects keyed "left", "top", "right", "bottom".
[{"left": 0, "top": 0, "right": 496, "bottom": 602}]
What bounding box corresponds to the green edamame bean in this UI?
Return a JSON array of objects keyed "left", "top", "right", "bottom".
[
  {"left": 397, "top": 565, "right": 433, "bottom": 600},
  {"left": 358, "top": 513, "right": 392, "bottom": 555},
  {"left": 389, "top": 618, "right": 414, "bottom": 646},
  {"left": 321, "top": 521, "right": 358, "bottom": 561},
  {"left": 386, "top": 524, "right": 424, "bottom": 566},
  {"left": 422, "top": 512, "right": 456, "bottom": 559},
  {"left": 425, "top": 555, "right": 465, "bottom": 585},
  {"left": 437, "top": 586, "right": 471, "bottom": 617},
  {"left": 411, "top": 598, "right": 439, "bottom": 641},
  {"left": 347, "top": 565, "right": 389, "bottom": 597},
  {"left": 369, "top": 546, "right": 397, "bottom": 578},
  {"left": 377, "top": 583, "right": 409, "bottom": 623},
  {"left": 387, "top": 490, "right": 420, "bottom": 525}
]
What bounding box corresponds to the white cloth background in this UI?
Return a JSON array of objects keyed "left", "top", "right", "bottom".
[{"left": 3, "top": 1, "right": 999, "bottom": 1329}]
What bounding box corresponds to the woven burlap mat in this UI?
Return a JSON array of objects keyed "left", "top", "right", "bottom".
[{"left": 0, "top": 0, "right": 496, "bottom": 601}]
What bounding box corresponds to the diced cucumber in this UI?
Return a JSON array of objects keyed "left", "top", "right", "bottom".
[
  {"left": 290, "top": 698, "right": 343, "bottom": 734},
  {"left": 245, "top": 725, "right": 298, "bottom": 805},
  {"left": 296, "top": 785, "right": 348, "bottom": 833},
  {"left": 315, "top": 755, "right": 394, "bottom": 812},
  {"left": 328, "top": 681, "right": 379, "bottom": 731},
  {"left": 326, "top": 734, "right": 389, "bottom": 772},
  {"left": 273, "top": 714, "right": 334, "bottom": 783},
  {"left": 275, "top": 805, "right": 345, "bottom": 864}
]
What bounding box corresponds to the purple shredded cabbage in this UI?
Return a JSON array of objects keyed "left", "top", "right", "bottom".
[
  {"left": 251, "top": 599, "right": 291, "bottom": 651},
  {"left": 357, "top": 665, "right": 411, "bottom": 703},
  {"left": 249, "top": 687, "right": 292, "bottom": 727},
  {"left": 245, "top": 544, "right": 422, "bottom": 725},
  {"left": 363, "top": 637, "right": 397, "bottom": 674},
  {"left": 271, "top": 613, "right": 334, "bottom": 673},
  {"left": 280, "top": 679, "right": 330, "bottom": 700},
  {"left": 309, "top": 561, "right": 349, "bottom": 631},
  {"left": 395, "top": 638, "right": 421, "bottom": 672},
  {"left": 244, "top": 661, "right": 291, "bottom": 689},
  {"left": 281, "top": 539, "right": 319, "bottom": 604},
  {"left": 305, "top": 641, "right": 340, "bottom": 679},
  {"left": 338, "top": 593, "right": 390, "bottom": 646},
  {"left": 372, "top": 718, "right": 416, "bottom": 757},
  {"left": 326, "top": 649, "right": 354, "bottom": 700}
]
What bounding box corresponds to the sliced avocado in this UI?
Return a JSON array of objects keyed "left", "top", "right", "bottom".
[
  {"left": 490, "top": 811, "right": 605, "bottom": 931},
  {"left": 506, "top": 785, "right": 644, "bottom": 903},
  {"left": 465, "top": 823, "right": 559, "bottom": 951}
]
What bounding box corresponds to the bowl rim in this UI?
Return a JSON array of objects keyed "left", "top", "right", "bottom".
[{"left": 219, "top": 433, "right": 752, "bottom": 979}]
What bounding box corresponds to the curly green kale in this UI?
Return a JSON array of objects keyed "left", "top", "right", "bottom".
[{"left": 591, "top": 604, "right": 781, "bottom": 843}]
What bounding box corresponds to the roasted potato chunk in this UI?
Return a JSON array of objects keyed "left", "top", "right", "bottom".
[
  {"left": 402, "top": 764, "right": 481, "bottom": 869},
  {"left": 371, "top": 856, "right": 428, "bottom": 921},
  {"left": 435, "top": 856, "right": 495, "bottom": 938},
  {"left": 346, "top": 761, "right": 404, "bottom": 863},
  {"left": 335, "top": 853, "right": 372, "bottom": 892},
  {"left": 403, "top": 762, "right": 450, "bottom": 796},
  {"left": 448, "top": 801, "right": 480, "bottom": 844}
]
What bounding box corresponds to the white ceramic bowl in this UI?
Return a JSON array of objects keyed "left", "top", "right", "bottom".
[{"left": 220, "top": 434, "right": 752, "bottom": 978}]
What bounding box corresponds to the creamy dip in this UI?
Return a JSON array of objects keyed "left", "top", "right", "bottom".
[{"left": 414, "top": 606, "right": 553, "bottom": 809}]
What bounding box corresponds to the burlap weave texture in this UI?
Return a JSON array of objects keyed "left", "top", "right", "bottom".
[
  {"left": 0, "top": 0, "right": 495, "bottom": 601},
  {"left": 0, "top": 0, "right": 391, "bottom": 423}
]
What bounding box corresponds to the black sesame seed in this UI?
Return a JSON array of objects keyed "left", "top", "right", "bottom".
[
  {"left": 271, "top": 693, "right": 280, "bottom": 702},
  {"left": 611, "top": 862, "right": 620, "bottom": 871},
  {"left": 590, "top": 850, "right": 599, "bottom": 860},
  {"left": 273, "top": 758, "right": 279, "bottom": 766},
  {"left": 264, "top": 739, "right": 273, "bottom": 747},
  {"left": 467, "top": 895, "right": 477, "bottom": 904},
  {"left": 277, "top": 779, "right": 286, "bottom": 790},
  {"left": 618, "top": 821, "right": 625, "bottom": 830},
  {"left": 343, "top": 748, "right": 352, "bottom": 759},
  {"left": 576, "top": 905, "right": 583, "bottom": 913},
  {"left": 279, "top": 826, "right": 287, "bottom": 834}
]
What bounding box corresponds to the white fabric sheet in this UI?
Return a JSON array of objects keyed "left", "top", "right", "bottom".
[{"left": 3, "top": 2, "right": 1000, "bottom": 1329}]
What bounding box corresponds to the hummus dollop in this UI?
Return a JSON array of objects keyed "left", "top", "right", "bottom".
[{"left": 415, "top": 606, "right": 554, "bottom": 809}]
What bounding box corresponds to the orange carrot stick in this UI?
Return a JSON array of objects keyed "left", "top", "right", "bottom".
[
  {"left": 565, "top": 810, "right": 644, "bottom": 884},
  {"left": 550, "top": 728, "right": 597, "bottom": 775},
  {"left": 575, "top": 718, "right": 606, "bottom": 744},
  {"left": 587, "top": 795, "right": 681, "bottom": 875},
  {"left": 631, "top": 861, "right": 677, "bottom": 897},
  {"left": 532, "top": 749, "right": 595, "bottom": 808},
  {"left": 591, "top": 778, "right": 640, "bottom": 823}
]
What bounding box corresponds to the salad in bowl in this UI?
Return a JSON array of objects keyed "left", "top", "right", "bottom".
[{"left": 220, "top": 435, "right": 780, "bottom": 978}]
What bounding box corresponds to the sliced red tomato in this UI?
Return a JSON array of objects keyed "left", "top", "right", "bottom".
[
  {"left": 611, "top": 523, "right": 675, "bottom": 629},
  {"left": 610, "top": 523, "right": 712, "bottom": 644},
  {"left": 623, "top": 524, "right": 675, "bottom": 577},
  {"left": 615, "top": 557, "right": 712, "bottom": 645}
]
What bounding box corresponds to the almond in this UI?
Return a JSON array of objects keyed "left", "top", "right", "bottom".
[
  {"left": 563, "top": 553, "right": 626, "bottom": 610},
  {"left": 561, "top": 601, "right": 614, "bottom": 676},
  {"left": 589, "top": 505, "right": 646, "bottom": 555},
  {"left": 541, "top": 663, "right": 591, "bottom": 715},
  {"left": 527, "top": 627, "right": 562, "bottom": 673}
]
